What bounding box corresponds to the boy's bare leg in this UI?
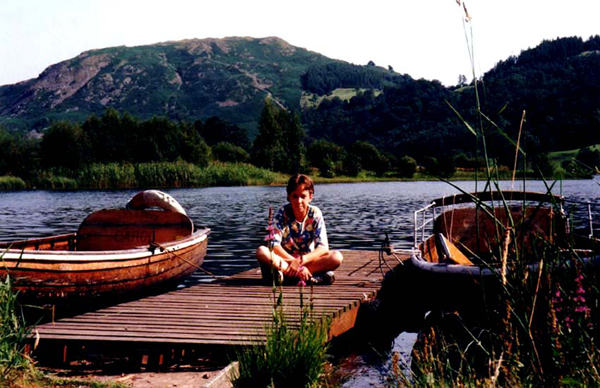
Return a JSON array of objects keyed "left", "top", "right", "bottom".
[
  {"left": 304, "top": 250, "right": 343, "bottom": 274},
  {"left": 256, "top": 246, "right": 290, "bottom": 272}
]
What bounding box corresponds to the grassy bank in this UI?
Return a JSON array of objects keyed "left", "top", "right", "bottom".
[
  {"left": 1, "top": 162, "right": 288, "bottom": 190},
  {"left": 0, "top": 163, "right": 594, "bottom": 191}
]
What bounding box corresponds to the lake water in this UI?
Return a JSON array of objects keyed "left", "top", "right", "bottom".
[{"left": 1, "top": 179, "right": 599, "bottom": 386}]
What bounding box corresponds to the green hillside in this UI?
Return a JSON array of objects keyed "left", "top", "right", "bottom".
[{"left": 0, "top": 37, "right": 338, "bottom": 136}]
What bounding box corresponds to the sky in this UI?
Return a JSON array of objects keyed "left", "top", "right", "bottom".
[{"left": 1, "top": 0, "right": 600, "bottom": 87}]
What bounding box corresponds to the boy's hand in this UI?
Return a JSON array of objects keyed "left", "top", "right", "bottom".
[
  {"left": 286, "top": 257, "right": 302, "bottom": 277},
  {"left": 298, "top": 266, "right": 312, "bottom": 282}
]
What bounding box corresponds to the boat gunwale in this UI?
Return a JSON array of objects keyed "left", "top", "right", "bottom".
[
  {"left": 0, "top": 228, "right": 210, "bottom": 262},
  {"left": 429, "top": 190, "right": 565, "bottom": 208}
]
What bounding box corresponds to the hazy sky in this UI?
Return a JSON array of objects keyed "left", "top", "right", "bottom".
[{"left": 1, "top": 0, "right": 599, "bottom": 87}]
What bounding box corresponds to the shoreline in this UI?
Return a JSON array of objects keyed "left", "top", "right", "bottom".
[{"left": 0, "top": 164, "right": 594, "bottom": 191}]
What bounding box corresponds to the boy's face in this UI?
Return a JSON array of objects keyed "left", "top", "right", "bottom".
[{"left": 288, "top": 184, "right": 313, "bottom": 219}]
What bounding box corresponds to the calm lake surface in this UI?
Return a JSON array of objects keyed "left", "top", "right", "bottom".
[{"left": 1, "top": 179, "right": 599, "bottom": 386}]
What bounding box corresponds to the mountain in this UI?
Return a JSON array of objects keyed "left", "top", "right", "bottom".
[{"left": 0, "top": 37, "right": 341, "bottom": 135}]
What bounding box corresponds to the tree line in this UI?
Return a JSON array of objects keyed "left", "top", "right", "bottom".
[
  {"left": 2, "top": 99, "right": 599, "bottom": 185},
  {"left": 0, "top": 102, "right": 424, "bottom": 182}
]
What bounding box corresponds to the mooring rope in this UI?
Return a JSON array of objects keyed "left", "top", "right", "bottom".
[{"left": 152, "top": 242, "right": 224, "bottom": 280}]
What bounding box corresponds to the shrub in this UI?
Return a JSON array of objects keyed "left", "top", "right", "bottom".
[
  {"left": 396, "top": 156, "right": 417, "bottom": 178},
  {"left": 0, "top": 176, "right": 26, "bottom": 190},
  {"left": 212, "top": 142, "right": 250, "bottom": 163}
]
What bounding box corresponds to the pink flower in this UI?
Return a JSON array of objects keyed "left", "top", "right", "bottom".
[
  {"left": 297, "top": 280, "right": 306, "bottom": 287},
  {"left": 265, "top": 207, "right": 276, "bottom": 246},
  {"left": 575, "top": 306, "right": 590, "bottom": 314}
]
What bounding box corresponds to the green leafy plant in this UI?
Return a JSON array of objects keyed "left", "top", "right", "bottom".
[{"left": 0, "top": 274, "right": 35, "bottom": 385}]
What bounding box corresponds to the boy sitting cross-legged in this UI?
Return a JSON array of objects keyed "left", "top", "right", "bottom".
[{"left": 256, "top": 174, "right": 343, "bottom": 285}]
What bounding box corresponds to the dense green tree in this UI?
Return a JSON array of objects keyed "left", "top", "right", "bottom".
[
  {"left": 252, "top": 100, "right": 285, "bottom": 171},
  {"left": 396, "top": 155, "right": 417, "bottom": 178},
  {"left": 251, "top": 100, "right": 306, "bottom": 174},
  {"left": 280, "top": 110, "right": 306, "bottom": 174},
  {"left": 307, "top": 139, "right": 346, "bottom": 177},
  {"left": 98, "top": 108, "right": 128, "bottom": 163},
  {"left": 0, "top": 128, "right": 20, "bottom": 175},
  {"left": 212, "top": 142, "right": 250, "bottom": 163},
  {"left": 301, "top": 62, "right": 409, "bottom": 95},
  {"left": 422, "top": 155, "right": 455, "bottom": 178},
  {"left": 41, "top": 122, "right": 86, "bottom": 169},
  {"left": 0, "top": 128, "right": 40, "bottom": 177},
  {"left": 347, "top": 141, "right": 390, "bottom": 176},
  {"left": 179, "top": 122, "right": 211, "bottom": 167},
  {"left": 197, "top": 116, "right": 250, "bottom": 150}
]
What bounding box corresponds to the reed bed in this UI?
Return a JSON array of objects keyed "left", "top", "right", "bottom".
[
  {"left": 33, "top": 172, "right": 79, "bottom": 190},
  {"left": 17, "top": 162, "right": 285, "bottom": 190},
  {"left": 0, "top": 176, "right": 26, "bottom": 190}
]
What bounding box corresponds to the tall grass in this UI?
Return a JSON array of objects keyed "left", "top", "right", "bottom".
[
  {"left": 232, "top": 286, "right": 330, "bottom": 387},
  {"left": 399, "top": 237, "right": 600, "bottom": 386},
  {"left": 0, "top": 176, "right": 26, "bottom": 190},
  {"left": 33, "top": 171, "right": 79, "bottom": 190},
  {"left": 31, "top": 162, "right": 285, "bottom": 189},
  {"left": 0, "top": 274, "right": 35, "bottom": 386},
  {"left": 76, "top": 163, "right": 136, "bottom": 188}
]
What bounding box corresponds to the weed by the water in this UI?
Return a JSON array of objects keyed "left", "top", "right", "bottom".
[
  {"left": 400, "top": 244, "right": 600, "bottom": 386},
  {"left": 232, "top": 286, "right": 330, "bottom": 388},
  {"left": 0, "top": 275, "right": 35, "bottom": 386},
  {"left": 0, "top": 176, "right": 26, "bottom": 190}
]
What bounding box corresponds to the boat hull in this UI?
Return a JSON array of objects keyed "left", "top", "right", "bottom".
[{"left": 0, "top": 229, "right": 209, "bottom": 302}]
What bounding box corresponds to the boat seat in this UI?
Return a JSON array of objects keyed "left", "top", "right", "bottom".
[
  {"left": 76, "top": 209, "right": 193, "bottom": 251},
  {"left": 434, "top": 206, "right": 558, "bottom": 258},
  {"left": 421, "top": 233, "right": 473, "bottom": 265}
]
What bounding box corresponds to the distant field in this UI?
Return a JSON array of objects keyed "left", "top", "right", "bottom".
[
  {"left": 549, "top": 144, "right": 600, "bottom": 166},
  {"left": 300, "top": 88, "right": 382, "bottom": 109}
]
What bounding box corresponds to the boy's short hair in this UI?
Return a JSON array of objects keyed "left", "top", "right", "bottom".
[{"left": 286, "top": 174, "right": 314, "bottom": 196}]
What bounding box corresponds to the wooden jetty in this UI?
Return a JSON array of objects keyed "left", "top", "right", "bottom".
[{"left": 32, "top": 250, "right": 409, "bottom": 367}]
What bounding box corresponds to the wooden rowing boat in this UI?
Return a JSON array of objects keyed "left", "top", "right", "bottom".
[{"left": 0, "top": 191, "right": 209, "bottom": 302}]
